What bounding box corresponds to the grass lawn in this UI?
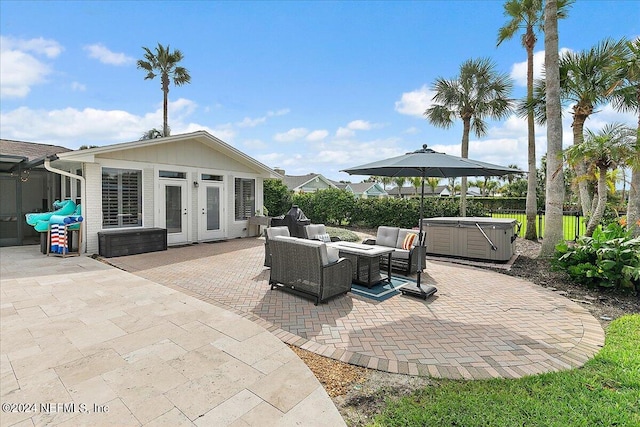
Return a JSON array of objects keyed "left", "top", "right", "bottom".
[
  {"left": 371, "top": 315, "right": 640, "bottom": 427},
  {"left": 491, "top": 212, "right": 586, "bottom": 241}
]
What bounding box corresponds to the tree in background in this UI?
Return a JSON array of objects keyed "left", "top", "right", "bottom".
[
  {"left": 137, "top": 43, "right": 191, "bottom": 138},
  {"left": 140, "top": 128, "right": 165, "bottom": 140},
  {"left": 410, "top": 177, "right": 423, "bottom": 196},
  {"left": 565, "top": 124, "right": 635, "bottom": 236},
  {"left": 393, "top": 177, "right": 407, "bottom": 196},
  {"left": 426, "top": 177, "right": 441, "bottom": 195},
  {"left": 540, "top": 0, "right": 564, "bottom": 257},
  {"left": 607, "top": 38, "right": 640, "bottom": 236},
  {"left": 497, "top": 0, "right": 573, "bottom": 240},
  {"left": 526, "top": 39, "right": 626, "bottom": 217},
  {"left": 425, "top": 57, "right": 513, "bottom": 216},
  {"left": 263, "top": 179, "right": 292, "bottom": 217}
]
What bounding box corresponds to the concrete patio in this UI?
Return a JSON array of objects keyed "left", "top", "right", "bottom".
[{"left": 0, "top": 246, "right": 344, "bottom": 427}]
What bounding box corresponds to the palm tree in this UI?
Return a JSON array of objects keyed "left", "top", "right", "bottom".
[
  {"left": 497, "top": 0, "right": 573, "bottom": 241},
  {"left": 526, "top": 39, "right": 626, "bottom": 217},
  {"left": 393, "top": 177, "right": 407, "bottom": 197},
  {"left": 137, "top": 43, "right": 191, "bottom": 137},
  {"left": 565, "top": 124, "right": 635, "bottom": 236},
  {"left": 426, "top": 177, "right": 440, "bottom": 195},
  {"left": 410, "top": 177, "right": 423, "bottom": 196},
  {"left": 540, "top": 0, "right": 564, "bottom": 258},
  {"left": 607, "top": 38, "right": 640, "bottom": 237},
  {"left": 425, "top": 57, "right": 513, "bottom": 216},
  {"left": 139, "top": 128, "right": 165, "bottom": 140}
]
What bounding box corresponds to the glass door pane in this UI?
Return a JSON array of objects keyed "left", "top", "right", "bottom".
[
  {"left": 206, "top": 186, "right": 220, "bottom": 231},
  {"left": 165, "top": 185, "right": 182, "bottom": 233}
]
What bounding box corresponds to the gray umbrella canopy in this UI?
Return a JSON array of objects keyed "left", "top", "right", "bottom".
[
  {"left": 341, "top": 144, "right": 523, "bottom": 178},
  {"left": 341, "top": 144, "right": 523, "bottom": 299}
]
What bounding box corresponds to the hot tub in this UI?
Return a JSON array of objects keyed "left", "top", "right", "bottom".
[{"left": 422, "top": 217, "right": 519, "bottom": 262}]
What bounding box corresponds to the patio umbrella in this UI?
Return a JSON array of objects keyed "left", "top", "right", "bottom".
[{"left": 341, "top": 144, "right": 523, "bottom": 299}]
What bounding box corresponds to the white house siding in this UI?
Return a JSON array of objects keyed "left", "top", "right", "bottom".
[{"left": 83, "top": 162, "right": 102, "bottom": 254}]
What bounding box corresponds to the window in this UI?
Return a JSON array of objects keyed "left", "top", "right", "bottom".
[
  {"left": 234, "top": 178, "right": 255, "bottom": 220},
  {"left": 102, "top": 168, "right": 142, "bottom": 228},
  {"left": 159, "top": 170, "right": 186, "bottom": 179}
]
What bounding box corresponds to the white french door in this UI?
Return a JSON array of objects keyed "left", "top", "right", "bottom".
[
  {"left": 198, "top": 182, "right": 224, "bottom": 240},
  {"left": 161, "top": 180, "right": 188, "bottom": 245}
]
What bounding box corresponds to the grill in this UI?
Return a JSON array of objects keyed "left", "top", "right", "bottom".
[{"left": 270, "top": 205, "right": 311, "bottom": 238}]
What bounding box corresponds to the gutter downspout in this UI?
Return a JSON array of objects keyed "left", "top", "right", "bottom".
[{"left": 44, "top": 156, "right": 87, "bottom": 253}]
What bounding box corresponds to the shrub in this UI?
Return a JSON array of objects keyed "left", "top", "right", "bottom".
[
  {"left": 553, "top": 222, "right": 640, "bottom": 293},
  {"left": 263, "top": 179, "right": 292, "bottom": 216}
]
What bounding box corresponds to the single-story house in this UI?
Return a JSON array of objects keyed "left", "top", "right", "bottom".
[
  {"left": 0, "top": 139, "right": 70, "bottom": 247},
  {"left": 47, "top": 131, "right": 280, "bottom": 254},
  {"left": 278, "top": 170, "right": 338, "bottom": 193},
  {"left": 343, "top": 182, "right": 388, "bottom": 199}
]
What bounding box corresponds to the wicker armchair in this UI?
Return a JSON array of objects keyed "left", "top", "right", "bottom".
[
  {"left": 303, "top": 224, "right": 340, "bottom": 242},
  {"left": 363, "top": 226, "right": 424, "bottom": 276},
  {"left": 264, "top": 226, "right": 290, "bottom": 267},
  {"left": 268, "top": 236, "right": 352, "bottom": 305}
]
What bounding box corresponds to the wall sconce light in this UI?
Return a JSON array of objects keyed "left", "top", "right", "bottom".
[{"left": 193, "top": 181, "right": 199, "bottom": 188}]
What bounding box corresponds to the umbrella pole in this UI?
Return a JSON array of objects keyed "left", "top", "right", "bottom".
[{"left": 400, "top": 170, "right": 436, "bottom": 300}]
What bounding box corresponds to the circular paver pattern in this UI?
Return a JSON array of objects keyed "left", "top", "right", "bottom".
[{"left": 109, "top": 238, "right": 605, "bottom": 379}]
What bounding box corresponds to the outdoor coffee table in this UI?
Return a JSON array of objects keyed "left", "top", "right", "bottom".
[{"left": 328, "top": 241, "right": 394, "bottom": 288}]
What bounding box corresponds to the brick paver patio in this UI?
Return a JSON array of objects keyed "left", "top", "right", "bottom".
[{"left": 108, "top": 237, "right": 605, "bottom": 380}]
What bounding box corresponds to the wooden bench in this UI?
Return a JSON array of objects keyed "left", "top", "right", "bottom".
[{"left": 98, "top": 228, "right": 167, "bottom": 257}]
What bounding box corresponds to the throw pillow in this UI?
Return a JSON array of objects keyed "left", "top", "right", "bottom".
[
  {"left": 402, "top": 233, "right": 417, "bottom": 250},
  {"left": 327, "top": 246, "right": 340, "bottom": 263},
  {"left": 315, "top": 233, "right": 331, "bottom": 243}
]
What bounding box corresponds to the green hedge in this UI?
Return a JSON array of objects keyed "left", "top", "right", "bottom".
[{"left": 287, "top": 189, "right": 487, "bottom": 228}]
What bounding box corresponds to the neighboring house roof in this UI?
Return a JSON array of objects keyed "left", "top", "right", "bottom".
[
  {"left": 283, "top": 173, "right": 337, "bottom": 192},
  {"left": 345, "top": 182, "right": 387, "bottom": 196},
  {"left": 54, "top": 131, "right": 280, "bottom": 178},
  {"left": 328, "top": 179, "right": 348, "bottom": 190},
  {"left": 440, "top": 186, "right": 482, "bottom": 197},
  {"left": 0, "top": 139, "right": 71, "bottom": 172}
]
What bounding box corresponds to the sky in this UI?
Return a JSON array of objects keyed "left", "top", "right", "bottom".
[{"left": 1, "top": 1, "right": 638, "bottom": 183}]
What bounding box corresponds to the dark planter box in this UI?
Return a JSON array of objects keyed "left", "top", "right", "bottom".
[{"left": 98, "top": 228, "right": 167, "bottom": 258}]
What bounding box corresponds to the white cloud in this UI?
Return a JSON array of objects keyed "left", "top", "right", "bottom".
[
  {"left": 395, "top": 85, "right": 436, "bottom": 117},
  {"left": 71, "top": 82, "right": 86, "bottom": 92},
  {"left": 236, "top": 116, "right": 266, "bottom": 128},
  {"left": 306, "top": 130, "right": 329, "bottom": 141},
  {"left": 268, "top": 108, "right": 290, "bottom": 117},
  {"left": 274, "top": 127, "right": 308, "bottom": 142},
  {"left": 0, "top": 97, "right": 220, "bottom": 147},
  {"left": 0, "top": 36, "right": 62, "bottom": 98},
  {"left": 236, "top": 108, "right": 290, "bottom": 128},
  {"left": 1, "top": 36, "right": 63, "bottom": 58},
  {"left": 335, "top": 127, "right": 355, "bottom": 139},
  {"left": 510, "top": 48, "right": 572, "bottom": 87},
  {"left": 84, "top": 43, "right": 134, "bottom": 66},
  {"left": 347, "top": 119, "right": 372, "bottom": 130}
]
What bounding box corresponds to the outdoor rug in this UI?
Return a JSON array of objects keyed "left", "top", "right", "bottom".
[{"left": 350, "top": 276, "right": 413, "bottom": 302}]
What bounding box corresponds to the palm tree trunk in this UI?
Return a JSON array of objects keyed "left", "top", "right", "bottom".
[
  {"left": 460, "top": 118, "right": 471, "bottom": 217},
  {"left": 628, "top": 114, "right": 640, "bottom": 237},
  {"left": 573, "top": 116, "right": 592, "bottom": 216},
  {"left": 162, "top": 73, "right": 170, "bottom": 137},
  {"left": 585, "top": 166, "right": 608, "bottom": 236},
  {"left": 540, "top": 0, "right": 565, "bottom": 258},
  {"left": 628, "top": 169, "right": 640, "bottom": 237},
  {"left": 525, "top": 42, "right": 538, "bottom": 240}
]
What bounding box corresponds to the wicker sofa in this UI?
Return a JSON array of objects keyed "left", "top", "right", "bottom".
[
  {"left": 363, "top": 226, "right": 425, "bottom": 275},
  {"left": 268, "top": 235, "right": 352, "bottom": 305},
  {"left": 264, "top": 226, "right": 290, "bottom": 267}
]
